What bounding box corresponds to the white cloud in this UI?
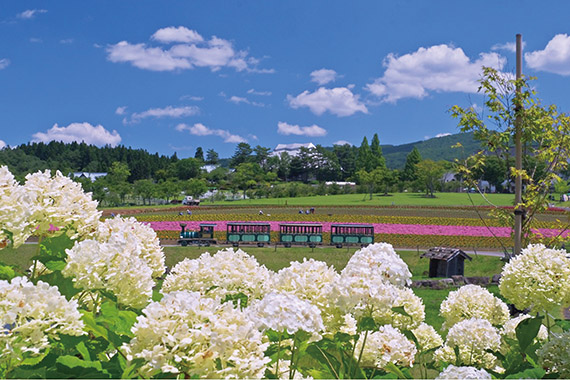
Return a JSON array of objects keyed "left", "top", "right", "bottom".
[
  {"left": 29, "top": 38, "right": 42, "bottom": 43},
  {"left": 525, "top": 34, "right": 570, "bottom": 76},
  {"left": 127, "top": 105, "right": 199, "bottom": 124},
  {"left": 333, "top": 140, "right": 352, "bottom": 146},
  {"left": 60, "top": 39, "right": 74, "bottom": 44},
  {"left": 18, "top": 9, "right": 47, "bottom": 19},
  {"left": 228, "top": 96, "right": 264, "bottom": 107},
  {"left": 277, "top": 122, "right": 327, "bottom": 137},
  {"left": 310, "top": 68, "right": 338, "bottom": 85},
  {"left": 435, "top": 133, "right": 452, "bottom": 138},
  {"left": 175, "top": 123, "right": 246, "bottom": 143},
  {"left": 151, "top": 26, "right": 204, "bottom": 44},
  {"left": 366, "top": 44, "right": 506, "bottom": 103},
  {"left": 180, "top": 95, "right": 204, "bottom": 101},
  {"left": 491, "top": 41, "right": 526, "bottom": 53},
  {"left": 107, "top": 27, "right": 272, "bottom": 73},
  {"left": 32, "top": 122, "right": 121, "bottom": 147},
  {"left": 115, "top": 106, "right": 127, "bottom": 115},
  {"left": 0, "top": 59, "right": 10, "bottom": 70},
  {"left": 0, "top": 140, "right": 6, "bottom": 149},
  {"left": 247, "top": 89, "right": 272, "bottom": 96},
  {"left": 287, "top": 87, "right": 368, "bottom": 117}
]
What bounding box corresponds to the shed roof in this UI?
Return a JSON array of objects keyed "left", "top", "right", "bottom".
[{"left": 420, "top": 247, "right": 472, "bottom": 261}]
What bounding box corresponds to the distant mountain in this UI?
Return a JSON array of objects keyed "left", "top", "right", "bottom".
[{"left": 381, "top": 132, "right": 481, "bottom": 169}]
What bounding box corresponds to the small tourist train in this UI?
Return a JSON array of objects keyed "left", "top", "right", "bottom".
[{"left": 178, "top": 222, "right": 374, "bottom": 248}]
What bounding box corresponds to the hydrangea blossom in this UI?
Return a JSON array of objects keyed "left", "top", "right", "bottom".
[
  {"left": 436, "top": 365, "right": 491, "bottom": 379},
  {"left": 63, "top": 216, "right": 165, "bottom": 309},
  {"left": 342, "top": 243, "right": 412, "bottom": 287},
  {"left": 537, "top": 330, "right": 570, "bottom": 378},
  {"left": 499, "top": 244, "right": 570, "bottom": 313},
  {"left": 248, "top": 292, "right": 324, "bottom": 339},
  {"left": 373, "top": 286, "right": 425, "bottom": 330},
  {"left": 0, "top": 166, "right": 33, "bottom": 248},
  {"left": 354, "top": 325, "right": 416, "bottom": 369},
  {"left": 440, "top": 284, "right": 509, "bottom": 330},
  {"left": 22, "top": 169, "right": 101, "bottom": 240},
  {"left": 124, "top": 291, "right": 269, "bottom": 378},
  {"left": 0, "top": 277, "right": 84, "bottom": 369},
  {"left": 412, "top": 322, "right": 443, "bottom": 352},
  {"left": 162, "top": 248, "right": 272, "bottom": 301},
  {"left": 434, "top": 318, "right": 501, "bottom": 369}
]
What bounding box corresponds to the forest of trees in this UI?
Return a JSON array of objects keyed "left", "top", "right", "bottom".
[{"left": 0, "top": 134, "right": 494, "bottom": 206}]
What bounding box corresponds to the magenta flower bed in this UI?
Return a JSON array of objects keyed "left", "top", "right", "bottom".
[{"left": 145, "top": 220, "right": 570, "bottom": 238}]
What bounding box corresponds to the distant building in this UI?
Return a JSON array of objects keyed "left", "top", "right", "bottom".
[
  {"left": 201, "top": 164, "right": 219, "bottom": 173},
  {"left": 325, "top": 181, "right": 356, "bottom": 188},
  {"left": 72, "top": 172, "right": 107, "bottom": 182},
  {"left": 421, "top": 247, "right": 472, "bottom": 278},
  {"left": 270, "top": 142, "right": 316, "bottom": 157}
]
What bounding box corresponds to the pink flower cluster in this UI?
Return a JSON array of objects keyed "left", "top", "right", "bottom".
[{"left": 145, "top": 220, "right": 570, "bottom": 238}]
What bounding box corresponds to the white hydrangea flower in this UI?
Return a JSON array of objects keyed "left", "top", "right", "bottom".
[
  {"left": 0, "top": 277, "right": 85, "bottom": 369},
  {"left": 412, "top": 322, "right": 443, "bottom": 352},
  {"left": 339, "top": 313, "right": 358, "bottom": 336},
  {"left": 124, "top": 291, "right": 269, "bottom": 378},
  {"left": 501, "top": 314, "right": 548, "bottom": 346},
  {"left": 162, "top": 248, "right": 273, "bottom": 301},
  {"left": 342, "top": 243, "right": 412, "bottom": 287},
  {"left": 436, "top": 365, "right": 491, "bottom": 379},
  {"left": 354, "top": 324, "right": 416, "bottom": 369},
  {"left": 537, "top": 330, "right": 570, "bottom": 378},
  {"left": 95, "top": 216, "right": 165, "bottom": 278},
  {"left": 373, "top": 287, "right": 425, "bottom": 330},
  {"left": 22, "top": 170, "right": 101, "bottom": 240},
  {"left": 248, "top": 292, "right": 324, "bottom": 339},
  {"left": 499, "top": 244, "right": 570, "bottom": 313},
  {"left": 0, "top": 166, "right": 34, "bottom": 248},
  {"left": 440, "top": 284, "right": 509, "bottom": 330},
  {"left": 434, "top": 318, "right": 501, "bottom": 369},
  {"left": 63, "top": 217, "right": 165, "bottom": 309}
]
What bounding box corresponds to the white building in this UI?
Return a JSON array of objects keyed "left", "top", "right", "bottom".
[
  {"left": 270, "top": 142, "right": 316, "bottom": 157},
  {"left": 72, "top": 172, "right": 107, "bottom": 182}
]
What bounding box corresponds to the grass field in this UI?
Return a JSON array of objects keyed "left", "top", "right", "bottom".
[{"left": 1, "top": 243, "right": 505, "bottom": 330}]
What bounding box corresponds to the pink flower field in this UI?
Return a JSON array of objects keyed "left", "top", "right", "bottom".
[{"left": 145, "top": 220, "right": 570, "bottom": 238}]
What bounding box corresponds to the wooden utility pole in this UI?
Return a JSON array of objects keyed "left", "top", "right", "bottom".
[{"left": 514, "top": 34, "right": 523, "bottom": 255}]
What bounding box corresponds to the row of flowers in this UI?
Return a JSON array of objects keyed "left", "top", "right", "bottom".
[
  {"left": 1, "top": 166, "right": 569, "bottom": 379},
  {"left": 136, "top": 212, "right": 561, "bottom": 229}
]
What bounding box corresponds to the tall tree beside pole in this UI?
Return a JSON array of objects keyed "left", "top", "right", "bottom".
[{"left": 514, "top": 34, "right": 523, "bottom": 255}]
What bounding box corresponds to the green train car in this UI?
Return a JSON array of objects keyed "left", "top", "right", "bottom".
[
  {"left": 226, "top": 222, "right": 271, "bottom": 247},
  {"left": 279, "top": 223, "right": 323, "bottom": 248},
  {"left": 330, "top": 224, "right": 374, "bottom": 248},
  {"left": 178, "top": 223, "right": 216, "bottom": 246}
]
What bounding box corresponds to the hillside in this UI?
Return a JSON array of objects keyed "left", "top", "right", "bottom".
[{"left": 381, "top": 132, "right": 481, "bottom": 169}]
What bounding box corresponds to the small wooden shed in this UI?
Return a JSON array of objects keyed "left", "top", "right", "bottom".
[{"left": 420, "top": 247, "right": 472, "bottom": 278}]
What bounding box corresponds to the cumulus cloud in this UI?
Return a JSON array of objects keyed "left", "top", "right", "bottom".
[
  {"left": 127, "top": 105, "right": 199, "bottom": 124},
  {"left": 287, "top": 87, "right": 368, "bottom": 117},
  {"left": 366, "top": 44, "right": 506, "bottom": 103},
  {"left": 491, "top": 41, "right": 526, "bottom": 53},
  {"left": 277, "top": 122, "right": 327, "bottom": 137},
  {"left": 310, "top": 68, "right": 338, "bottom": 85},
  {"left": 0, "top": 58, "right": 10, "bottom": 70},
  {"left": 32, "top": 122, "right": 121, "bottom": 147},
  {"left": 228, "top": 96, "right": 264, "bottom": 107},
  {"left": 151, "top": 26, "right": 204, "bottom": 44},
  {"left": 115, "top": 106, "right": 127, "bottom": 115},
  {"left": 247, "top": 88, "right": 272, "bottom": 96},
  {"left": 18, "top": 9, "right": 47, "bottom": 19},
  {"left": 525, "top": 34, "right": 570, "bottom": 76},
  {"left": 175, "top": 123, "right": 246, "bottom": 143},
  {"left": 107, "top": 26, "right": 272, "bottom": 73},
  {"left": 435, "top": 132, "right": 452, "bottom": 138}
]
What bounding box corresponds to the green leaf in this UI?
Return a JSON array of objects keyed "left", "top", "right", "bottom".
[
  {"left": 36, "top": 270, "right": 80, "bottom": 299},
  {"left": 516, "top": 316, "right": 543, "bottom": 353},
  {"left": 0, "top": 262, "right": 16, "bottom": 280},
  {"left": 221, "top": 292, "right": 249, "bottom": 309},
  {"left": 357, "top": 316, "right": 377, "bottom": 332},
  {"left": 43, "top": 260, "right": 67, "bottom": 271},
  {"left": 305, "top": 344, "right": 339, "bottom": 379},
  {"left": 505, "top": 368, "right": 546, "bottom": 379},
  {"left": 56, "top": 355, "right": 111, "bottom": 378},
  {"left": 385, "top": 363, "right": 412, "bottom": 379},
  {"left": 391, "top": 306, "right": 411, "bottom": 319}
]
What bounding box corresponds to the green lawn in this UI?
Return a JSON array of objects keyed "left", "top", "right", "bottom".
[{"left": 215, "top": 192, "right": 516, "bottom": 207}]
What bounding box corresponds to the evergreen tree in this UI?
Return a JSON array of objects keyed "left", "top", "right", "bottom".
[
  {"left": 356, "top": 137, "right": 373, "bottom": 172},
  {"left": 402, "top": 147, "right": 422, "bottom": 182},
  {"left": 205, "top": 149, "right": 219, "bottom": 165},
  {"left": 194, "top": 147, "right": 204, "bottom": 162},
  {"left": 230, "top": 143, "right": 253, "bottom": 167},
  {"left": 369, "top": 133, "right": 386, "bottom": 170}
]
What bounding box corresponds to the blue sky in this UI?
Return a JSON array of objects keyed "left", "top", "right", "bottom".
[{"left": 2, "top": 1, "right": 570, "bottom": 158}]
